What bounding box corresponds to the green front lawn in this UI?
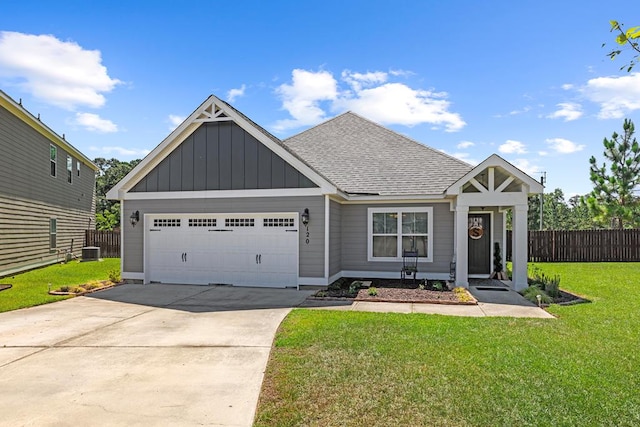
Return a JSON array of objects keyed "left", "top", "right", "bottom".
[
  {"left": 0, "top": 258, "right": 120, "bottom": 313},
  {"left": 255, "top": 263, "right": 640, "bottom": 426}
]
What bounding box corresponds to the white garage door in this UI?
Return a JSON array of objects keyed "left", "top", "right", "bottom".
[{"left": 146, "top": 213, "right": 299, "bottom": 287}]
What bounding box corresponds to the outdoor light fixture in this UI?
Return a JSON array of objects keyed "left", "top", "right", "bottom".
[
  {"left": 130, "top": 210, "right": 140, "bottom": 227},
  {"left": 301, "top": 208, "right": 310, "bottom": 226}
]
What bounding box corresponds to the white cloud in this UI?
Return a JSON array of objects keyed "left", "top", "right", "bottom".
[
  {"left": 0, "top": 31, "right": 121, "bottom": 110},
  {"left": 341, "top": 70, "right": 388, "bottom": 91},
  {"left": 582, "top": 73, "right": 640, "bottom": 119},
  {"left": 546, "top": 102, "right": 583, "bottom": 121},
  {"left": 457, "top": 140, "right": 475, "bottom": 149},
  {"left": 227, "top": 84, "right": 246, "bottom": 103},
  {"left": 498, "top": 140, "right": 527, "bottom": 154},
  {"left": 168, "top": 114, "right": 185, "bottom": 131},
  {"left": 538, "top": 150, "right": 549, "bottom": 156},
  {"left": 90, "top": 146, "right": 150, "bottom": 157},
  {"left": 510, "top": 158, "right": 540, "bottom": 176},
  {"left": 73, "top": 112, "right": 117, "bottom": 133},
  {"left": 273, "top": 68, "right": 465, "bottom": 132},
  {"left": 337, "top": 83, "right": 466, "bottom": 131},
  {"left": 389, "top": 69, "right": 415, "bottom": 77},
  {"left": 509, "top": 106, "right": 531, "bottom": 115},
  {"left": 546, "top": 137, "right": 585, "bottom": 154},
  {"left": 273, "top": 69, "right": 338, "bottom": 131},
  {"left": 561, "top": 83, "right": 574, "bottom": 90}
]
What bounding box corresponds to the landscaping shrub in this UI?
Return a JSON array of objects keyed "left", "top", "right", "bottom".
[
  {"left": 522, "top": 285, "right": 553, "bottom": 305},
  {"left": 368, "top": 287, "right": 378, "bottom": 296}
]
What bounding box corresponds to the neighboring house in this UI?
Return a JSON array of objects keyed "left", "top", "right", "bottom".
[
  {"left": 0, "top": 90, "right": 98, "bottom": 276},
  {"left": 107, "top": 95, "right": 542, "bottom": 291}
]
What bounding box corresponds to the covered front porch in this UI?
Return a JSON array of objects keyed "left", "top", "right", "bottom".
[{"left": 446, "top": 155, "right": 544, "bottom": 291}]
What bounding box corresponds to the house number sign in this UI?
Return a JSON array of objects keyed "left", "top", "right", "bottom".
[{"left": 305, "top": 225, "right": 310, "bottom": 244}]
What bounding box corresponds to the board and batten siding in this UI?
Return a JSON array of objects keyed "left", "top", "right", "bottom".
[
  {"left": 340, "top": 202, "right": 454, "bottom": 274},
  {"left": 131, "top": 122, "right": 318, "bottom": 192},
  {"left": 122, "top": 196, "right": 325, "bottom": 279},
  {"left": 0, "top": 105, "right": 96, "bottom": 275},
  {"left": 329, "top": 199, "right": 342, "bottom": 276}
]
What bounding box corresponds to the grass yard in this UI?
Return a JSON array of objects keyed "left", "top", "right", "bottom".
[
  {"left": 255, "top": 263, "right": 640, "bottom": 426},
  {"left": 0, "top": 258, "right": 120, "bottom": 313}
]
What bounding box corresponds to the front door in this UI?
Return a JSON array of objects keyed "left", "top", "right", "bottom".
[{"left": 468, "top": 213, "right": 491, "bottom": 275}]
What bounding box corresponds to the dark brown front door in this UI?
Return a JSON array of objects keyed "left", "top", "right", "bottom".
[{"left": 468, "top": 213, "right": 491, "bottom": 274}]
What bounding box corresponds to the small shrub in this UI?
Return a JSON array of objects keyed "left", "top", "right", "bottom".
[
  {"left": 328, "top": 278, "right": 345, "bottom": 291},
  {"left": 70, "top": 286, "right": 85, "bottom": 294},
  {"left": 108, "top": 269, "right": 121, "bottom": 283},
  {"left": 432, "top": 281, "right": 444, "bottom": 291},
  {"left": 315, "top": 290, "right": 327, "bottom": 297},
  {"left": 368, "top": 287, "right": 378, "bottom": 296},
  {"left": 544, "top": 275, "right": 561, "bottom": 298},
  {"left": 453, "top": 287, "right": 473, "bottom": 302},
  {"left": 522, "top": 285, "right": 553, "bottom": 305},
  {"left": 418, "top": 281, "right": 426, "bottom": 290},
  {"left": 348, "top": 283, "right": 358, "bottom": 296},
  {"left": 59, "top": 286, "right": 70, "bottom": 292}
]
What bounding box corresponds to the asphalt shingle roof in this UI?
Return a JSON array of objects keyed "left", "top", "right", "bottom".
[{"left": 283, "top": 112, "right": 473, "bottom": 195}]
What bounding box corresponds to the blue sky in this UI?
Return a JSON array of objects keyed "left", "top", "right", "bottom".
[{"left": 1, "top": 1, "right": 639, "bottom": 197}]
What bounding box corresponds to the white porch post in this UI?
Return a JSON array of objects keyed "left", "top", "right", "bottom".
[
  {"left": 512, "top": 204, "right": 528, "bottom": 291},
  {"left": 454, "top": 205, "right": 469, "bottom": 288}
]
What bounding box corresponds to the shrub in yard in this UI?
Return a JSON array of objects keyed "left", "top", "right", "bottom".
[
  {"left": 543, "top": 275, "right": 561, "bottom": 298},
  {"left": 315, "top": 290, "right": 327, "bottom": 297},
  {"left": 522, "top": 285, "right": 553, "bottom": 305},
  {"left": 432, "top": 281, "right": 444, "bottom": 291},
  {"left": 108, "top": 269, "right": 121, "bottom": 283},
  {"left": 453, "top": 287, "right": 473, "bottom": 302},
  {"left": 368, "top": 287, "right": 378, "bottom": 296},
  {"left": 59, "top": 286, "right": 70, "bottom": 293}
]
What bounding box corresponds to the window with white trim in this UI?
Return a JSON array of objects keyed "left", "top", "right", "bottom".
[
  {"left": 76, "top": 160, "right": 81, "bottom": 177},
  {"left": 368, "top": 207, "right": 433, "bottom": 262},
  {"left": 67, "top": 156, "right": 73, "bottom": 184},
  {"left": 50, "top": 145, "right": 57, "bottom": 177},
  {"left": 49, "top": 218, "right": 57, "bottom": 250}
]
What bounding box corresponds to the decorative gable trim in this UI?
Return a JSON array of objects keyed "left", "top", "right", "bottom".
[
  {"left": 445, "top": 154, "right": 543, "bottom": 196},
  {"left": 107, "top": 95, "right": 337, "bottom": 200}
]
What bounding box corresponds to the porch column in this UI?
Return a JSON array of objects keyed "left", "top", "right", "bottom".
[
  {"left": 511, "top": 204, "right": 528, "bottom": 291},
  {"left": 454, "top": 205, "right": 469, "bottom": 288}
]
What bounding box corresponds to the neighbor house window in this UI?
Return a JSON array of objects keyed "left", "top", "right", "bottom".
[
  {"left": 50, "top": 145, "right": 57, "bottom": 177},
  {"left": 76, "top": 160, "right": 81, "bottom": 177},
  {"left": 67, "top": 156, "right": 73, "bottom": 183},
  {"left": 368, "top": 207, "right": 433, "bottom": 262},
  {"left": 49, "top": 218, "right": 57, "bottom": 250}
]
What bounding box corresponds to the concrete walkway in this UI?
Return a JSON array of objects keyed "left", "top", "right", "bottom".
[
  {"left": 0, "top": 284, "right": 313, "bottom": 427},
  {"left": 300, "top": 285, "right": 554, "bottom": 318}
]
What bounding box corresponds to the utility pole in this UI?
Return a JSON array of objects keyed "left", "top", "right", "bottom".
[{"left": 539, "top": 172, "right": 546, "bottom": 231}]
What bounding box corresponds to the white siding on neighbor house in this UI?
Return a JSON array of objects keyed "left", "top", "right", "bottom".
[
  {"left": 122, "top": 196, "right": 325, "bottom": 279},
  {"left": 340, "top": 202, "right": 454, "bottom": 275}
]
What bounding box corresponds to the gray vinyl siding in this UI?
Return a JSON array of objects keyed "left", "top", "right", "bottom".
[
  {"left": 0, "top": 105, "right": 96, "bottom": 276},
  {"left": 341, "top": 202, "right": 454, "bottom": 274},
  {"left": 0, "top": 106, "right": 96, "bottom": 210},
  {"left": 122, "top": 196, "right": 325, "bottom": 278},
  {"left": 329, "top": 200, "right": 342, "bottom": 276},
  {"left": 131, "top": 122, "right": 318, "bottom": 192},
  {"left": 0, "top": 194, "right": 90, "bottom": 275}
]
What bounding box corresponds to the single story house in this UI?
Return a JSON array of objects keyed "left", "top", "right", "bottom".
[
  {"left": 0, "top": 90, "right": 97, "bottom": 276},
  {"left": 107, "top": 95, "right": 542, "bottom": 291}
]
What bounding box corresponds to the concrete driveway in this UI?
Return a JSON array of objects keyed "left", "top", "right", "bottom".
[{"left": 0, "top": 284, "right": 312, "bottom": 427}]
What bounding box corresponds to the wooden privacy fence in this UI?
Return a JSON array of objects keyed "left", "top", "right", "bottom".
[
  {"left": 506, "top": 229, "right": 640, "bottom": 262},
  {"left": 84, "top": 230, "right": 120, "bottom": 258}
]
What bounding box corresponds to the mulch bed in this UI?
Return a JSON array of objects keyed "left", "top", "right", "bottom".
[
  {"left": 311, "top": 278, "right": 476, "bottom": 305},
  {"left": 355, "top": 287, "right": 475, "bottom": 305}
]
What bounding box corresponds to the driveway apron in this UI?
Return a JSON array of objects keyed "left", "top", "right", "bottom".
[{"left": 0, "top": 284, "right": 312, "bottom": 427}]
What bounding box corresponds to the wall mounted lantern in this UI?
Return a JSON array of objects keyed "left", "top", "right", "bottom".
[
  {"left": 301, "top": 208, "right": 310, "bottom": 226},
  {"left": 130, "top": 210, "right": 140, "bottom": 227}
]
